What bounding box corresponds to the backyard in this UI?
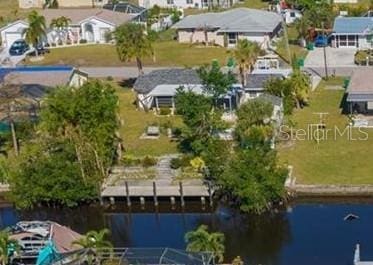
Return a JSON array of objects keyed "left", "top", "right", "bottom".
[
  {"left": 26, "top": 41, "right": 231, "bottom": 67},
  {"left": 278, "top": 78, "right": 373, "bottom": 185},
  {"left": 116, "top": 86, "right": 183, "bottom": 157}
]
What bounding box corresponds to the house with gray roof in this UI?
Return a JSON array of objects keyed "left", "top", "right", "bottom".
[
  {"left": 346, "top": 68, "right": 373, "bottom": 114},
  {"left": 133, "top": 68, "right": 241, "bottom": 112},
  {"left": 331, "top": 17, "right": 373, "bottom": 48},
  {"left": 243, "top": 73, "right": 284, "bottom": 101},
  {"left": 172, "top": 8, "right": 283, "bottom": 48}
]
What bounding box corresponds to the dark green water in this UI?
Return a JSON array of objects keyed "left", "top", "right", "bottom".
[{"left": 1, "top": 200, "right": 373, "bottom": 265}]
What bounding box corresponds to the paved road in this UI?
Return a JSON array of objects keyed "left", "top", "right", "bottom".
[{"left": 80, "top": 66, "right": 171, "bottom": 79}]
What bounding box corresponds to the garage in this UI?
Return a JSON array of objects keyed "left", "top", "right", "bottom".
[
  {"left": 4, "top": 32, "right": 23, "bottom": 47},
  {"left": 0, "top": 20, "right": 28, "bottom": 48}
]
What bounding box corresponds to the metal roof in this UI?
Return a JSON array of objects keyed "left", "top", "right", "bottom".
[
  {"left": 333, "top": 17, "right": 373, "bottom": 34},
  {"left": 173, "top": 8, "right": 282, "bottom": 33}
]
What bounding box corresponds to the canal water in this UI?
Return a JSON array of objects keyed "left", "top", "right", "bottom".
[{"left": 1, "top": 200, "right": 373, "bottom": 265}]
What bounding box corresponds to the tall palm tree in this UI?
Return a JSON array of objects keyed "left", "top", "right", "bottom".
[
  {"left": 185, "top": 225, "right": 225, "bottom": 263},
  {"left": 0, "top": 230, "right": 19, "bottom": 265},
  {"left": 24, "top": 11, "right": 46, "bottom": 57},
  {"left": 114, "top": 23, "right": 153, "bottom": 75},
  {"left": 233, "top": 39, "right": 261, "bottom": 87},
  {"left": 50, "top": 16, "right": 71, "bottom": 44}
]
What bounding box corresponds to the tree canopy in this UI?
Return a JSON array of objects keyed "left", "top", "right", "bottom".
[{"left": 114, "top": 23, "right": 154, "bottom": 75}]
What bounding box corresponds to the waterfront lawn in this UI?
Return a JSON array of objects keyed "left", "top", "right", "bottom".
[
  {"left": 116, "top": 86, "right": 183, "bottom": 157},
  {"left": 27, "top": 42, "right": 230, "bottom": 67},
  {"left": 278, "top": 78, "right": 373, "bottom": 185}
]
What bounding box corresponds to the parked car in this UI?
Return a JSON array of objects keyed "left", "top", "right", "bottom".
[
  {"left": 314, "top": 35, "right": 329, "bottom": 47},
  {"left": 28, "top": 45, "right": 50, "bottom": 56},
  {"left": 9, "top": 40, "right": 30, "bottom": 56}
]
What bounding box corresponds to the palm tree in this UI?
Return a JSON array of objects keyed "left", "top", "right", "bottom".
[
  {"left": 233, "top": 39, "right": 261, "bottom": 87},
  {"left": 294, "top": 15, "right": 310, "bottom": 47},
  {"left": 114, "top": 23, "right": 153, "bottom": 75},
  {"left": 43, "top": 0, "right": 59, "bottom": 8},
  {"left": 73, "top": 228, "right": 113, "bottom": 249},
  {"left": 0, "top": 230, "right": 19, "bottom": 265},
  {"left": 289, "top": 70, "right": 310, "bottom": 109},
  {"left": 24, "top": 11, "right": 46, "bottom": 57},
  {"left": 73, "top": 229, "right": 113, "bottom": 265},
  {"left": 50, "top": 16, "right": 71, "bottom": 44},
  {"left": 185, "top": 225, "right": 225, "bottom": 263}
]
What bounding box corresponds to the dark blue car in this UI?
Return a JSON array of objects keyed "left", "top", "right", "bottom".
[
  {"left": 314, "top": 35, "right": 329, "bottom": 47},
  {"left": 9, "top": 40, "right": 30, "bottom": 56}
]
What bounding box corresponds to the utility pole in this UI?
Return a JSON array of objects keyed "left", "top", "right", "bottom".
[
  {"left": 282, "top": 20, "right": 292, "bottom": 67},
  {"left": 322, "top": 22, "right": 329, "bottom": 80}
]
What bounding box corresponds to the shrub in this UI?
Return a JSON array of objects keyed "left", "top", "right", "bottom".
[
  {"left": 122, "top": 155, "right": 141, "bottom": 166},
  {"left": 79, "top": 39, "right": 87, "bottom": 44},
  {"left": 51, "top": 43, "right": 56, "bottom": 47},
  {"left": 57, "top": 40, "right": 63, "bottom": 46},
  {"left": 170, "top": 157, "right": 182, "bottom": 169},
  {"left": 142, "top": 156, "right": 157, "bottom": 167},
  {"left": 159, "top": 107, "right": 171, "bottom": 115},
  {"left": 106, "top": 76, "right": 114, "bottom": 81}
]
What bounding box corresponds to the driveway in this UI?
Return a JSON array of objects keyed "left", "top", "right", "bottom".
[
  {"left": 304, "top": 47, "right": 356, "bottom": 67},
  {"left": 304, "top": 47, "right": 359, "bottom": 77},
  {"left": 0, "top": 48, "right": 27, "bottom": 67}
]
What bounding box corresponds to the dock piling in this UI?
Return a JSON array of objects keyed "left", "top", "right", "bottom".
[
  {"left": 109, "top": 197, "right": 115, "bottom": 205},
  {"left": 140, "top": 196, "right": 145, "bottom": 208},
  {"left": 170, "top": 196, "right": 176, "bottom": 208},
  {"left": 125, "top": 181, "right": 131, "bottom": 207},
  {"left": 179, "top": 182, "right": 185, "bottom": 207},
  {"left": 208, "top": 181, "right": 213, "bottom": 207},
  {"left": 153, "top": 181, "right": 158, "bottom": 207}
]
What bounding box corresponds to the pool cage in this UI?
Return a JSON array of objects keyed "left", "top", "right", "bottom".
[{"left": 52, "top": 248, "right": 215, "bottom": 265}]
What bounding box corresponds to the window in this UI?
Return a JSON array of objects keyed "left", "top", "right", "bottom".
[
  {"left": 167, "top": 0, "right": 174, "bottom": 4},
  {"left": 290, "top": 12, "right": 295, "bottom": 17},
  {"left": 186, "top": 0, "right": 193, "bottom": 4},
  {"left": 227, "top": 33, "right": 237, "bottom": 45}
]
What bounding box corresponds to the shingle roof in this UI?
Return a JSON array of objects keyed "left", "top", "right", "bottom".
[
  {"left": 4, "top": 71, "right": 72, "bottom": 87},
  {"left": 40, "top": 8, "right": 136, "bottom": 26},
  {"left": 133, "top": 68, "right": 201, "bottom": 94},
  {"left": 259, "top": 93, "right": 283, "bottom": 107},
  {"left": 173, "top": 8, "right": 282, "bottom": 33},
  {"left": 245, "top": 74, "right": 283, "bottom": 89},
  {"left": 347, "top": 68, "right": 373, "bottom": 93},
  {"left": 333, "top": 17, "right": 373, "bottom": 34}
]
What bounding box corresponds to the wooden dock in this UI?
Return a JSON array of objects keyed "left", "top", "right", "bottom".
[{"left": 101, "top": 181, "right": 213, "bottom": 207}]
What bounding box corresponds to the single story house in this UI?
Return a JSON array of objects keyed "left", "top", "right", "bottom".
[
  {"left": 0, "top": 66, "right": 87, "bottom": 120},
  {"left": 138, "top": 0, "right": 238, "bottom": 9},
  {"left": 19, "top": 0, "right": 109, "bottom": 9},
  {"left": 0, "top": 20, "right": 29, "bottom": 48},
  {"left": 133, "top": 68, "right": 241, "bottom": 112},
  {"left": 331, "top": 17, "right": 373, "bottom": 49},
  {"left": 172, "top": 8, "right": 283, "bottom": 48},
  {"left": 346, "top": 68, "right": 373, "bottom": 114},
  {"left": 243, "top": 73, "right": 284, "bottom": 102},
  {"left": 0, "top": 9, "right": 139, "bottom": 48},
  {"left": 282, "top": 9, "right": 302, "bottom": 24}
]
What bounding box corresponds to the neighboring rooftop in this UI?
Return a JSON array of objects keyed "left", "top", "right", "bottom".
[
  {"left": 347, "top": 68, "right": 373, "bottom": 102},
  {"left": 103, "top": 2, "right": 146, "bottom": 14},
  {"left": 245, "top": 73, "right": 284, "bottom": 90},
  {"left": 39, "top": 8, "right": 137, "bottom": 25},
  {"left": 173, "top": 8, "right": 282, "bottom": 33},
  {"left": 333, "top": 17, "right": 373, "bottom": 34},
  {"left": 134, "top": 68, "right": 201, "bottom": 94}
]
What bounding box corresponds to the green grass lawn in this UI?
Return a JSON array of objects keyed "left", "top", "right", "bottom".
[
  {"left": 27, "top": 42, "right": 231, "bottom": 67},
  {"left": 278, "top": 79, "right": 373, "bottom": 185},
  {"left": 116, "top": 86, "right": 183, "bottom": 157},
  {"left": 0, "top": 0, "right": 33, "bottom": 27}
]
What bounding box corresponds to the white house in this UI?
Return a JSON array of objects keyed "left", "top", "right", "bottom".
[
  {"left": 138, "top": 0, "right": 238, "bottom": 9},
  {"left": 19, "top": 0, "right": 109, "bottom": 9},
  {"left": 282, "top": 9, "right": 302, "bottom": 24},
  {"left": 0, "top": 20, "right": 29, "bottom": 48},
  {"left": 173, "top": 8, "right": 283, "bottom": 48},
  {"left": 0, "top": 9, "right": 139, "bottom": 48}
]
